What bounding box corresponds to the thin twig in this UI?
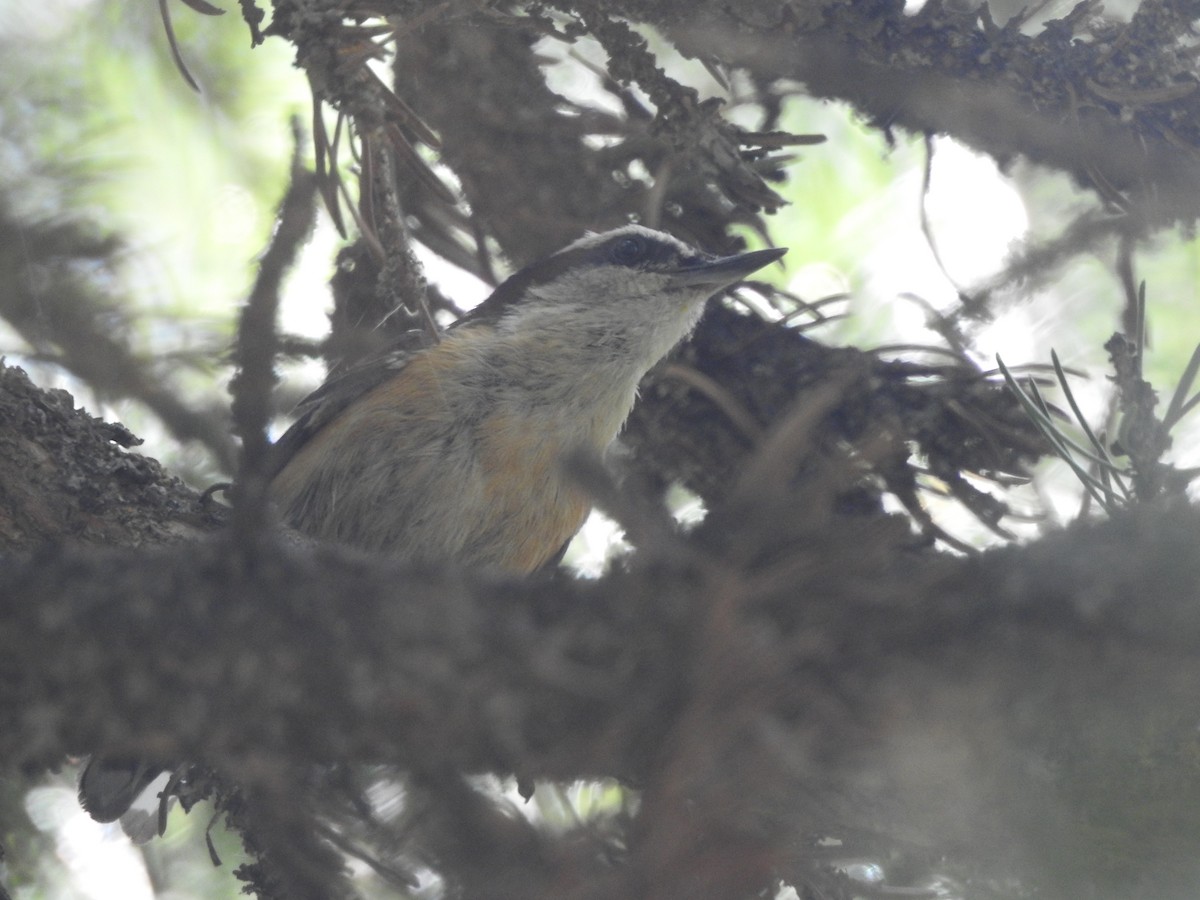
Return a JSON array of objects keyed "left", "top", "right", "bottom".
[{"left": 229, "top": 122, "right": 318, "bottom": 542}]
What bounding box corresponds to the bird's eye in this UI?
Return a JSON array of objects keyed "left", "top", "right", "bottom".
[{"left": 610, "top": 235, "right": 647, "bottom": 266}]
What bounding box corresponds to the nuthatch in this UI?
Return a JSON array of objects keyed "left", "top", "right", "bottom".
[
  {"left": 78, "top": 225, "right": 786, "bottom": 833},
  {"left": 269, "top": 224, "right": 786, "bottom": 571}
]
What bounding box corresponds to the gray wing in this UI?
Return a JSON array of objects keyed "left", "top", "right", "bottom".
[{"left": 267, "top": 330, "right": 436, "bottom": 480}]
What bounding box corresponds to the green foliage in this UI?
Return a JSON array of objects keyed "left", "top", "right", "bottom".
[{"left": 0, "top": 0, "right": 311, "bottom": 478}]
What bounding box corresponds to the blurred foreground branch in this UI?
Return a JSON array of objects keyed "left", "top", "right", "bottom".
[{"left": 3, "top": 361, "right": 1200, "bottom": 898}]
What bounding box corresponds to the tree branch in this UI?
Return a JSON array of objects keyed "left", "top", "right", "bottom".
[{"left": 4, "top": 358, "right": 1200, "bottom": 895}]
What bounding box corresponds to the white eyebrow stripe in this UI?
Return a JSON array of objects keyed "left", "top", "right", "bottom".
[{"left": 557, "top": 223, "right": 692, "bottom": 256}]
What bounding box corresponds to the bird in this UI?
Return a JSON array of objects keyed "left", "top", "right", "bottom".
[
  {"left": 78, "top": 224, "right": 787, "bottom": 834},
  {"left": 267, "top": 224, "right": 787, "bottom": 571}
]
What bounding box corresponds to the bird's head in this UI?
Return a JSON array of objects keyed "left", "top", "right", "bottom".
[{"left": 461, "top": 225, "right": 787, "bottom": 367}]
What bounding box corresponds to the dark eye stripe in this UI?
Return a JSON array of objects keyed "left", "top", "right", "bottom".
[
  {"left": 611, "top": 235, "right": 647, "bottom": 265},
  {"left": 458, "top": 232, "right": 688, "bottom": 327}
]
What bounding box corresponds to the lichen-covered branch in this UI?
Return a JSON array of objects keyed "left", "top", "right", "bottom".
[{"left": 4, "top": 361, "right": 1200, "bottom": 897}]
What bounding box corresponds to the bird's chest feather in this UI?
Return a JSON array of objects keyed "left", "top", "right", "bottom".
[
  {"left": 271, "top": 333, "right": 622, "bottom": 572},
  {"left": 467, "top": 410, "right": 591, "bottom": 572}
]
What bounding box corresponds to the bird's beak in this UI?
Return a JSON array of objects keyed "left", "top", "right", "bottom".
[{"left": 669, "top": 246, "right": 787, "bottom": 289}]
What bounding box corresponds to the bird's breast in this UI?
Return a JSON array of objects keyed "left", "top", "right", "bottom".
[
  {"left": 467, "top": 409, "right": 592, "bottom": 571},
  {"left": 270, "top": 337, "right": 600, "bottom": 572}
]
